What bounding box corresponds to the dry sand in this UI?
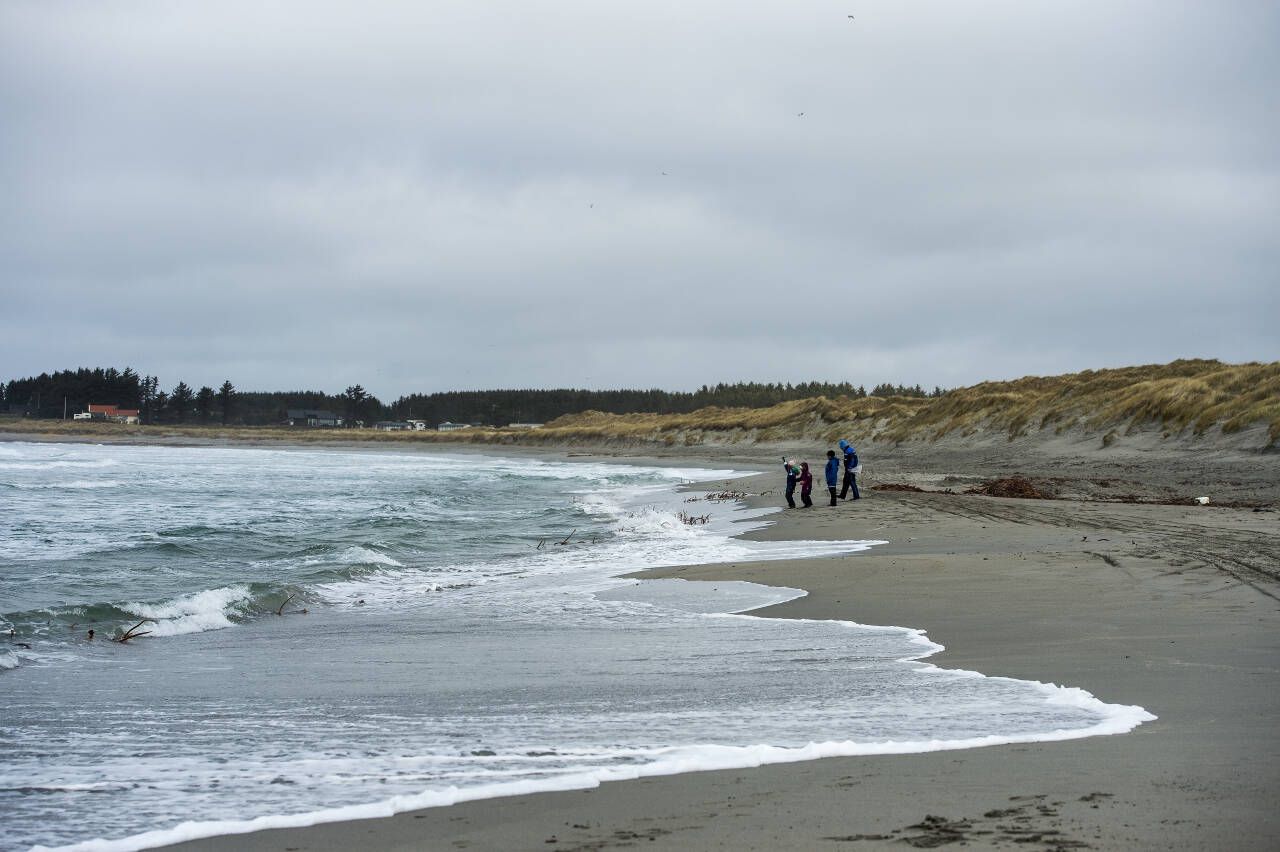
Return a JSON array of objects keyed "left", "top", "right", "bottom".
[{"left": 9, "top": 429, "right": 1278, "bottom": 851}]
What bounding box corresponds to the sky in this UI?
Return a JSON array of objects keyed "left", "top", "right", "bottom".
[{"left": 2, "top": 1, "right": 1277, "bottom": 402}]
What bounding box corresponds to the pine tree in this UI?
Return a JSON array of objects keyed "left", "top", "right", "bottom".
[
  {"left": 344, "top": 385, "right": 368, "bottom": 426},
  {"left": 196, "top": 386, "right": 216, "bottom": 423},
  {"left": 140, "top": 376, "right": 159, "bottom": 423},
  {"left": 169, "top": 382, "right": 195, "bottom": 423},
  {"left": 218, "top": 380, "right": 236, "bottom": 424}
]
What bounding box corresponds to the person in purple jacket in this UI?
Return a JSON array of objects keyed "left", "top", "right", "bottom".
[{"left": 799, "top": 461, "right": 814, "bottom": 508}]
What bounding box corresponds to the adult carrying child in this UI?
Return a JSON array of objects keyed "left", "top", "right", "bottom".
[{"left": 837, "top": 440, "right": 861, "bottom": 500}]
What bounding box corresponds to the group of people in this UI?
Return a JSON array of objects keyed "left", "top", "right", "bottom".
[{"left": 782, "top": 440, "right": 860, "bottom": 508}]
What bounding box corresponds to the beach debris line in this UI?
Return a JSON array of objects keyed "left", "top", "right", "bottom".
[
  {"left": 685, "top": 490, "right": 753, "bottom": 503},
  {"left": 967, "top": 477, "right": 1056, "bottom": 500}
]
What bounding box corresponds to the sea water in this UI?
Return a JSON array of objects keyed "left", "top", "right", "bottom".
[{"left": 0, "top": 442, "right": 1153, "bottom": 852}]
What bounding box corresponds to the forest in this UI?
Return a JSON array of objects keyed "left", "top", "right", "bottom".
[{"left": 2, "top": 367, "right": 945, "bottom": 427}]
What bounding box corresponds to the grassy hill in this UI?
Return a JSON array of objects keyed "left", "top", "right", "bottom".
[{"left": 530, "top": 359, "right": 1280, "bottom": 448}]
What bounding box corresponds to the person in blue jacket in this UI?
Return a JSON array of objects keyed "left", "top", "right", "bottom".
[
  {"left": 824, "top": 450, "right": 840, "bottom": 506},
  {"left": 781, "top": 457, "right": 799, "bottom": 508},
  {"left": 838, "top": 439, "right": 861, "bottom": 500}
]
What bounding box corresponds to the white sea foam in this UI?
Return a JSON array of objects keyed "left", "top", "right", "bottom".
[
  {"left": 0, "top": 458, "right": 119, "bottom": 470},
  {"left": 10, "top": 479, "right": 122, "bottom": 490},
  {"left": 34, "top": 693, "right": 1154, "bottom": 852},
  {"left": 123, "top": 586, "right": 254, "bottom": 636},
  {"left": 0, "top": 648, "right": 19, "bottom": 669},
  {"left": 336, "top": 546, "right": 403, "bottom": 567}
]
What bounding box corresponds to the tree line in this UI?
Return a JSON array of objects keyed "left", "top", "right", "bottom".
[
  {"left": 3, "top": 368, "right": 946, "bottom": 427},
  {"left": 3, "top": 367, "right": 238, "bottom": 425},
  {"left": 388, "top": 382, "right": 945, "bottom": 425}
]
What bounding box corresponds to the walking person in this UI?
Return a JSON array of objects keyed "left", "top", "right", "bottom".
[
  {"left": 799, "top": 461, "right": 814, "bottom": 508},
  {"left": 825, "top": 450, "right": 840, "bottom": 506},
  {"left": 782, "top": 457, "right": 799, "bottom": 508},
  {"left": 837, "top": 440, "right": 861, "bottom": 500}
]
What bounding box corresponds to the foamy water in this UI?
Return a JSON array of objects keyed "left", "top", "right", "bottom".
[{"left": 0, "top": 442, "right": 1154, "bottom": 852}]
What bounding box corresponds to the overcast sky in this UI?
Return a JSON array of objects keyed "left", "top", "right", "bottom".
[{"left": 2, "top": 1, "right": 1276, "bottom": 401}]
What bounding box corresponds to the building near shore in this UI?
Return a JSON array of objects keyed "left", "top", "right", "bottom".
[
  {"left": 76, "top": 404, "right": 141, "bottom": 424},
  {"left": 284, "top": 409, "right": 342, "bottom": 427}
]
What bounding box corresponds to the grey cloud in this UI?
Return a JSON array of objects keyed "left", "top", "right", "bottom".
[{"left": 2, "top": 1, "right": 1276, "bottom": 398}]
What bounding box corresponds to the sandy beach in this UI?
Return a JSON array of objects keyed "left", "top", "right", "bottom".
[{"left": 80, "top": 430, "right": 1264, "bottom": 852}]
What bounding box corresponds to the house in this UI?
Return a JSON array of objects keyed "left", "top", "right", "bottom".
[
  {"left": 285, "top": 409, "right": 342, "bottom": 427},
  {"left": 373, "top": 421, "right": 414, "bottom": 431},
  {"left": 436, "top": 421, "right": 470, "bottom": 431},
  {"left": 506, "top": 422, "right": 544, "bottom": 429},
  {"left": 82, "top": 404, "right": 141, "bottom": 424}
]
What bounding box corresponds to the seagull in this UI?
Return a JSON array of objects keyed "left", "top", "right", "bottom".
[{"left": 847, "top": 15, "right": 855, "bottom": 19}]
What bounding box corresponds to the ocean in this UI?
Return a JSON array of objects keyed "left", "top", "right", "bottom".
[{"left": 0, "top": 441, "right": 1153, "bottom": 852}]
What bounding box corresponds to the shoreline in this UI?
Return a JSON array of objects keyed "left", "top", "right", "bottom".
[{"left": 10, "top": 434, "right": 1280, "bottom": 850}]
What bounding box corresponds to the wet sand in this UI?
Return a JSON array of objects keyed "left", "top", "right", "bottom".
[{"left": 146, "top": 445, "right": 1280, "bottom": 852}]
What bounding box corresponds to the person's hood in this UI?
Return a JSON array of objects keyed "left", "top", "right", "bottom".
[{"left": 838, "top": 439, "right": 848, "bottom": 449}]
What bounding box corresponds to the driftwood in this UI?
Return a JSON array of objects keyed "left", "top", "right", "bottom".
[
  {"left": 703, "top": 491, "right": 749, "bottom": 501},
  {"left": 114, "top": 619, "right": 155, "bottom": 643},
  {"left": 276, "top": 593, "right": 297, "bottom": 615}
]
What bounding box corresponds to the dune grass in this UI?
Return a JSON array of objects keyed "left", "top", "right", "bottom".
[
  {"left": 891, "top": 359, "right": 1280, "bottom": 443},
  {"left": 537, "top": 359, "right": 1280, "bottom": 446}
]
